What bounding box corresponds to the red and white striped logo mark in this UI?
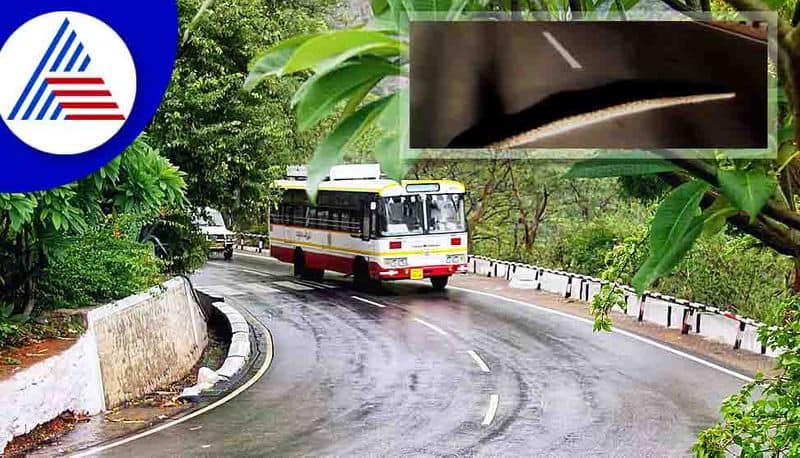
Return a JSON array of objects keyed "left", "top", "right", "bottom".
[{"left": 46, "top": 76, "right": 126, "bottom": 121}]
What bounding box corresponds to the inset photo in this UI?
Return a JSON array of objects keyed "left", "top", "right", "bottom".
[{"left": 410, "top": 21, "right": 768, "bottom": 149}]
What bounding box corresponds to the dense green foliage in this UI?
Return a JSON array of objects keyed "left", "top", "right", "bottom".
[
  {"left": 695, "top": 295, "right": 800, "bottom": 456},
  {"left": 37, "top": 220, "right": 164, "bottom": 310},
  {"left": 0, "top": 139, "right": 188, "bottom": 351},
  {"left": 661, "top": 233, "right": 791, "bottom": 319},
  {"left": 149, "top": 0, "right": 338, "bottom": 228},
  {"left": 141, "top": 210, "right": 210, "bottom": 275}
]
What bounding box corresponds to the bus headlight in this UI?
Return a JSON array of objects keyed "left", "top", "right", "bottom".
[
  {"left": 385, "top": 257, "right": 408, "bottom": 268},
  {"left": 446, "top": 254, "right": 465, "bottom": 264}
]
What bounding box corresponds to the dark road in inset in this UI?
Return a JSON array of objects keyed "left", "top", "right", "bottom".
[
  {"left": 410, "top": 21, "right": 768, "bottom": 149},
  {"left": 102, "top": 254, "right": 745, "bottom": 456}
]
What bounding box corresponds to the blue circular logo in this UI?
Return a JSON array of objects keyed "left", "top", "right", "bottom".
[{"left": 0, "top": 2, "right": 177, "bottom": 192}]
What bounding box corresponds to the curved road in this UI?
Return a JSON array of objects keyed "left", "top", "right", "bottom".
[{"left": 101, "top": 254, "right": 744, "bottom": 456}]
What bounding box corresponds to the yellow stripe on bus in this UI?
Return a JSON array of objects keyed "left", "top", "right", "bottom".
[{"left": 269, "top": 237, "right": 467, "bottom": 257}]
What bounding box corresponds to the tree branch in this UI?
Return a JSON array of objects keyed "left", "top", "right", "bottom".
[
  {"left": 660, "top": 0, "right": 691, "bottom": 11},
  {"left": 721, "top": 0, "right": 792, "bottom": 44},
  {"left": 660, "top": 172, "right": 799, "bottom": 256},
  {"left": 659, "top": 155, "right": 800, "bottom": 233}
]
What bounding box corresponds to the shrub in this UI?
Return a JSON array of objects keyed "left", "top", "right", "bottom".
[
  {"left": 596, "top": 228, "right": 790, "bottom": 323},
  {"left": 0, "top": 303, "right": 21, "bottom": 347},
  {"left": 657, "top": 233, "right": 791, "bottom": 321},
  {"left": 695, "top": 294, "right": 800, "bottom": 455},
  {"left": 37, "top": 223, "right": 164, "bottom": 311},
  {"left": 534, "top": 215, "right": 641, "bottom": 275},
  {"left": 140, "top": 210, "right": 208, "bottom": 275}
]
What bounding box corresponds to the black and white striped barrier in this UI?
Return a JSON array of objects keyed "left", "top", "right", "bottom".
[{"left": 469, "top": 255, "right": 778, "bottom": 358}]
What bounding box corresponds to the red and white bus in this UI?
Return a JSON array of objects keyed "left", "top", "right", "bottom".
[{"left": 269, "top": 164, "right": 469, "bottom": 290}]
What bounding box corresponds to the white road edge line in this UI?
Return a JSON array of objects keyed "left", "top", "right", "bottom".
[
  {"left": 239, "top": 267, "right": 273, "bottom": 278},
  {"left": 71, "top": 311, "right": 275, "bottom": 457},
  {"left": 414, "top": 317, "right": 449, "bottom": 337},
  {"left": 449, "top": 285, "right": 754, "bottom": 383},
  {"left": 482, "top": 394, "right": 499, "bottom": 426},
  {"left": 467, "top": 350, "right": 491, "bottom": 373},
  {"left": 542, "top": 31, "right": 583, "bottom": 69},
  {"left": 351, "top": 295, "right": 386, "bottom": 308},
  {"left": 235, "top": 251, "right": 270, "bottom": 260}
]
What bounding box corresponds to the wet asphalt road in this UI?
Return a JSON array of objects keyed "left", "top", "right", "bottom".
[{"left": 103, "top": 254, "right": 744, "bottom": 457}]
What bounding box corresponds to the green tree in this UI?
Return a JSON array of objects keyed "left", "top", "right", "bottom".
[
  {"left": 0, "top": 139, "right": 186, "bottom": 317},
  {"left": 148, "top": 0, "right": 336, "bottom": 228}
]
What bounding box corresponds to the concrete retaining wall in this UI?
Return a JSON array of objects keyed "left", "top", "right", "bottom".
[
  {"left": 469, "top": 255, "right": 778, "bottom": 357},
  {"left": 88, "top": 277, "right": 207, "bottom": 407},
  {"left": 0, "top": 332, "right": 105, "bottom": 451},
  {"left": 0, "top": 277, "right": 206, "bottom": 452}
]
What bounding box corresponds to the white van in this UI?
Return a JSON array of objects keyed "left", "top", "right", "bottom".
[{"left": 194, "top": 208, "right": 234, "bottom": 260}]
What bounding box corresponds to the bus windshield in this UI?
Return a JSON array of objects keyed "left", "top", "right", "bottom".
[
  {"left": 427, "top": 193, "right": 466, "bottom": 233},
  {"left": 380, "top": 196, "right": 424, "bottom": 236},
  {"left": 379, "top": 193, "right": 466, "bottom": 236}
]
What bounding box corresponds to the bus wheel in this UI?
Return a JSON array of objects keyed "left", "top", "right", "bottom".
[
  {"left": 293, "top": 249, "right": 306, "bottom": 277},
  {"left": 430, "top": 276, "right": 449, "bottom": 291},
  {"left": 353, "top": 258, "right": 372, "bottom": 291}
]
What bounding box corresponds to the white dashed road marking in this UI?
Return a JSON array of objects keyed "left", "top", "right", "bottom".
[
  {"left": 239, "top": 283, "right": 281, "bottom": 295},
  {"left": 467, "top": 350, "right": 491, "bottom": 373},
  {"left": 274, "top": 281, "right": 315, "bottom": 291},
  {"left": 351, "top": 296, "right": 386, "bottom": 308},
  {"left": 542, "top": 31, "right": 583, "bottom": 69},
  {"left": 482, "top": 394, "right": 499, "bottom": 426},
  {"left": 413, "top": 318, "right": 449, "bottom": 337},
  {"left": 449, "top": 285, "right": 754, "bottom": 383}
]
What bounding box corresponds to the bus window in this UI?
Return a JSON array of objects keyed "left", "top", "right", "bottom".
[
  {"left": 293, "top": 205, "right": 305, "bottom": 226},
  {"left": 346, "top": 209, "right": 360, "bottom": 234},
  {"left": 427, "top": 194, "right": 466, "bottom": 233},
  {"left": 380, "top": 196, "right": 424, "bottom": 236}
]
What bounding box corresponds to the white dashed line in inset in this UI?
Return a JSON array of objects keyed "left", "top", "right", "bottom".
[
  {"left": 482, "top": 394, "right": 499, "bottom": 425},
  {"left": 542, "top": 31, "right": 582, "bottom": 69},
  {"left": 413, "top": 317, "right": 449, "bottom": 337},
  {"left": 351, "top": 296, "right": 386, "bottom": 308},
  {"left": 467, "top": 350, "right": 490, "bottom": 373}
]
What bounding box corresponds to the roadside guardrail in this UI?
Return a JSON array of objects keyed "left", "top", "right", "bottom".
[{"left": 468, "top": 255, "right": 778, "bottom": 358}]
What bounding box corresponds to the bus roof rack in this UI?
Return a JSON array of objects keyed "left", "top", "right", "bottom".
[
  {"left": 286, "top": 165, "right": 308, "bottom": 180},
  {"left": 329, "top": 164, "right": 382, "bottom": 181},
  {"left": 286, "top": 163, "right": 384, "bottom": 182}
]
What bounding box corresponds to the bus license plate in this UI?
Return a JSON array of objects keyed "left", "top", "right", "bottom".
[{"left": 410, "top": 268, "right": 424, "bottom": 280}]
